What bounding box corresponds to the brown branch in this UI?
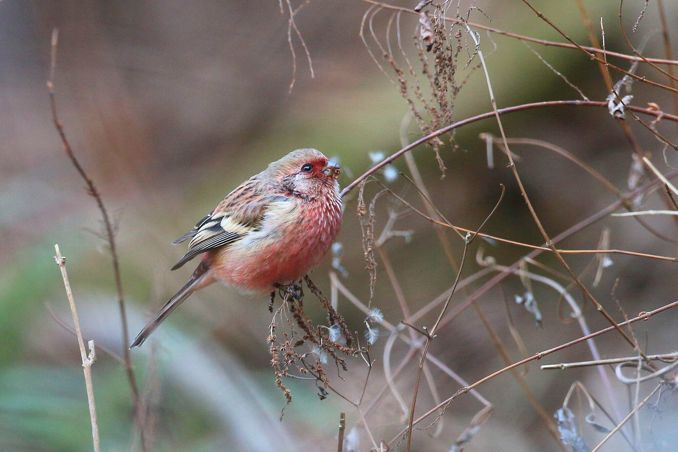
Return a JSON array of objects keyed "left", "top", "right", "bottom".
[
  {"left": 398, "top": 133, "right": 561, "bottom": 443},
  {"left": 518, "top": 0, "right": 678, "bottom": 94},
  {"left": 591, "top": 383, "right": 663, "bottom": 452},
  {"left": 493, "top": 137, "right": 678, "bottom": 243},
  {"left": 618, "top": 0, "right": 678, "bottom": 86},
  {"left": 384, "top": 188, "right": 677, "bottom": 263},
  {"left": 520, "top": 0, "right": 678, "bottom": 189},
  {"left": 435, "top": 169, "right": 678, "bottom": 332},
  {"left": 469, "top": 24, "right": 640, "bottom": 357},
  {"left": 340, "top": 100, "right": 678, "bottom": 197},
  {"left": 574, "top": 0, "right": 613, "bottom": 90},
  {"left": 656, "top": 0, "right": 678, "bottom": 115},
  {"left": 360, "top": 0, "right": 678, "bottom": 66},
  {"left": 469, "top": 18, "right": 638, "bottom": 425},
  {"left": 541, "top": 352, "right": 678, "bottom": 370},
  {"left": 388, "top": 298, "right": 678, "bottom": 446},
  {"left": 403, "top": 185, "right": 504, "bottom": 451},
  {"left": 47, "top": 29, "right": 145, "bottom": 447}
]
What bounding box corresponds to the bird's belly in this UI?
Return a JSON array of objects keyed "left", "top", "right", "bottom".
[{"left": 209, "top": 214, "right": 339, "bottom": 292}]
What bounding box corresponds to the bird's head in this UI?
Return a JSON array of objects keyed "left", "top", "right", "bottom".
[{"left": 269, "top": 148, "right": 341, "bottom": 198}]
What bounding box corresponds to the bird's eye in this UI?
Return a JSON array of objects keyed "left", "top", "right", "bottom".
[{"left": 301, "top": 163, "right": 313, "bottom": 172}]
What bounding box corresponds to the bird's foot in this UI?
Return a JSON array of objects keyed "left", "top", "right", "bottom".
[{"left": 274, "top": 281, "right": 304, "bottom": 302}]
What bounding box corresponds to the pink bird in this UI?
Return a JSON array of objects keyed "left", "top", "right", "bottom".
[{"left": 131, "top": 149, "right": 342, "bottom": 347}]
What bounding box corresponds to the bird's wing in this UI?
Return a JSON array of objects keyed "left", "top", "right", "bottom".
[{"left": 171, "top": 179, "right": 289, "bottom": 270}]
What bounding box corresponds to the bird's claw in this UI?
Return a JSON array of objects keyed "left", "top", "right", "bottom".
[{"left": 274, "top": 282, "right": 304, "bottom": 302}]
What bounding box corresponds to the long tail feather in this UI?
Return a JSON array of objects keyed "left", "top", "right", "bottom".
[{"left": 130, "top": 262, "right": 209, "bottom": 348}]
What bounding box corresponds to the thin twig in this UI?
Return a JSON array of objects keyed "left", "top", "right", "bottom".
[
  {"left": 541, "top": 352, "right": 678, "bottom": 370},
  {"left": 492, "top": 137, "right": 678, "bottom": 243},
  {"left": 403, "top": 185, "right": 504, "bottom": 451},
  {"left": 369, "top": 0, "right": 678, "bottom": 66},
  {"left": 435, "top": 170, "right": 678, "bottom": 335},
  {"left": 388, "top": 298, "right": 678, "bottom": 445},
  {"left": 656, "top": 0, "right": 678, "bottom": 115},
  {"left": 467, "top": 21, "right": 639, "bottom": 359},
  {"left": 612, "top": 210, "right": 678, "bottom": 217},
  {"left": 283, "top": 0, "right": 315, "bottom": 93},
  {"left": 643, "top": 156, "right": 678, "bottom": 197},
  {"left": 399, "top": 119, "right": 559, "bottom": 442},
  {"left": 466, "top": 23, "right": 650, "bottom": 430},
  {"left": 518, "top": 0, "right": 678, "bottom": 94},
  {"left": 54, "top": 244, "right": 100, "bottom": 452},
  {"left": 618, "top": 0, "right": 678, "bottom": 87},
  {"left": 47, "top": 28, "right": 144, "bottom": 446},
  {"left": 45, "top": 302, "right": 125, "bottom": 365},
  {"left": 524, "top": 42, "right": 589, "bottom": 100},
  {"left": 341, "top": 100, "right": 678, "bottom": 197},
  {"left": 574, "top": 0, "right": 613, "bottom": 90},
  {"left": 361, "top": 0, "right": 678, "bottom": 66},
  {"left": 591, "top": 383, "right": 663, "bottom": 452},
  {"left": 383, "top": 187, "right": 677, "bottom": 262},
  {"left": 524, "top": 0, "right": 678, "bottom": 162}
]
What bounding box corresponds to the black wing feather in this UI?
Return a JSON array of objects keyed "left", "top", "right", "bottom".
[
  {"left": 170, "top": 194, "right": 291, "bottom": 270},
  {"left": 171, "top": 230, "right": 241, "bottom": 270},
  {"left": 173, "top": 213, "right": 215, "bottom": 245}
]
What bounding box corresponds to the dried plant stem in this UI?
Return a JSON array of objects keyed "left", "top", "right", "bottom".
[
  {"left": 385, "top": 188, "right": 677, "bottom": 262},
  {"left": 399, "top": 139, "right": 560, "bottom": 444},
  {"left": 388, "top": 299, "right": 678, "bottom": 446},
  {"left": 54, "top": 244, "right": 100, "bottom": 452},
  {"left": 523, "top": 0, "right": 677, "bottom": 169},
  {"left": 613, "top": 210, "right": 678, "bottom": 217},
  {"left": 333, "top": 272, "right": 492, "bottom": 404},
  {"left": 377, "top": 244, "right": 447, "bottom": 436},
  {"left": 574, "top": 0, "right": 613, "bottom": 90},
  {"left": 467, "top": 22, "right": 638, "bottom": 358},
  {"left": 591, "top": 383, "right": 662, "bottom": 452},
  {"left": 643, "top": 156, "right": 678, "bottom": 197},
  {"left": 492, "top": 137, "right": 677, "bottom": 243},
  {"left": 589, "top": 0, "right": 678, "bottom": 201},
  {"left": 618, "top": 0, "right": 678, "bottom": 87},
  {"left": 473, "top": 300, "right": 562, "bottom": 446},
  {"left": 492, "top": 265, "right": 619, "bottom": 426},
  {"left": 541, "top": 352, "right": 678, "bottom": 370},
  {"left": 283, "top": 0, "right": 315, "bottom": 93},
  {"left": 436, "top": 171, "right": 677, "bottom": 331},
  {"left": 403, "top": 186, "right": 504, "bottom": 451},
  {"left": 518, "top": 0, "right": 678, "bottom": 94},
  {"left": 341, "top": 100, "right": 678, "bottom": 197},
  {"left": 656, "top": 0, "right": 678, "bottom": 115},
  {"left": 467, "top": 23, "right": 636, "bottom": 426},
  {"left": 45, "top": 302, "right": 125, "bottom": 365},
  {"left": 47, "top": 29, "right": 144, "bottom": 447},
  {"left": 360, "top": 0, "right": 678, "bottom": 66},
  {"left": 524, "top": 42, "right": 589, "bottom": 100}
]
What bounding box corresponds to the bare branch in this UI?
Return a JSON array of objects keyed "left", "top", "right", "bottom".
[
  {"left": 53, "top": 244, "right": 101, "bottom": 452},
  {"left": 47, "top": 28, "right": 144, "bottom": 447}
]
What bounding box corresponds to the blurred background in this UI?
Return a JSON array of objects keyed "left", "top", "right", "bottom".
[{"left": 1, "top": 0, "right": 677, "bottom": 450}]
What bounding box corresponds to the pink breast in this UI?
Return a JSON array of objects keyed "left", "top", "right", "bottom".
[{"left": 211, "top": 197, "right": 342, "bottom": 292}]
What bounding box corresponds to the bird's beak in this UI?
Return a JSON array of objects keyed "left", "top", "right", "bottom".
[{"left": 322, "top": 163, "right": 341, "bottom": 179}]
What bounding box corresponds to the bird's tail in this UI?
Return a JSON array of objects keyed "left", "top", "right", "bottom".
[{"left": 130, "top": 262, "right": 210, "bottom": 348}]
